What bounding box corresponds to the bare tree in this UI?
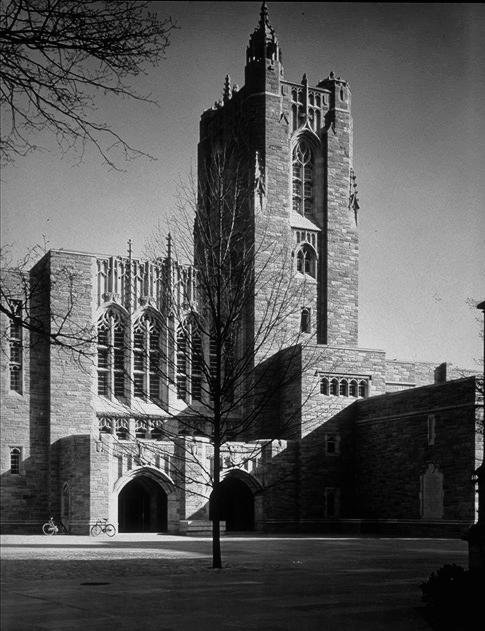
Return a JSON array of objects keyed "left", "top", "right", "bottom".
[
  {"left": 0, "top": 0, "right": 175, "bottom": 168},
  {"left": 138, "top": 146, "right": 322, "bottom": 568},
  {"left": 0, "top": 243, "right": 96, "bottom": 368}
]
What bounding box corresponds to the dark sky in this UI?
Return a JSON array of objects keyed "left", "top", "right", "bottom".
[{"left": 2, "top": 2, "right": 484, "bottom": 366}]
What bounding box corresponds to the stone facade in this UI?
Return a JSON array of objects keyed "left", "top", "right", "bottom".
[{"left": 1, "top": 4, "right": 482, "bottom": 536}]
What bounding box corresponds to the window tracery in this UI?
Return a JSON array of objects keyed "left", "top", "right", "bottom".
[
  {"left": 133, "top": 312, "right": 162, "bottom": 402},
  {"left": 292, "top": 139, "right": 314, "bottom": 216},
  {"left": 97, "top": 309, "right": 126, "bottom": 399},
  {"left": 176, "top": 324, "right": 188, "bottom": 401},
  {"left": 9, "top": 300, "right": 22, "bottom": 393},
  {"left": 10, "top": 447, "right": 21, "bottom": 474},
  {"left": 321, "top": 376, "right": 369, "bottom": 398},
  {"left": 296, "top": 244, "right": 316, "bottom": 278},
  {"left": 300, "top": 308, "right": 311, "bottom": 333}
]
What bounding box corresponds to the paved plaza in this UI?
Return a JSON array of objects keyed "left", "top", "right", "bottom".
[{"left": 1, "top": 534, "right": 468, "bottom": 630}]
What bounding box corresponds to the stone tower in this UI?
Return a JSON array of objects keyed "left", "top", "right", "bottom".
[{"left": 198, "top": 2, "right": 359, "bottom": 356}]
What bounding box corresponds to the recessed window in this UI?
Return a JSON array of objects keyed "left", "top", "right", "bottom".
[
  {"left": 10, "top": 447, "right": 21, "bottom": 474},
  {"left": 115, "top": 418, "right": 129, "bottom": 440},
  {"left": 300, "top": 308, "right": 311, "bottom": 333},
  {"left": 98, "top": 418, "right": 112, "bottom": 435},
  {"left": 176, "top": 324, "right": 188, "bottom": 401},
  {"left": 320, "top": 375, "right": 369, "bottom": 398},
  {"left": 296, "top": 244, "right": 317, "bottom": 278},
  {"left": 292, "top": 139, "right": 314, "bottom": 216},
  {"left": 135, "top": 420, "right": 147, "bottom": 439},
  {"left": 97, "top": 309, "right": 126, "bottom": 399},
  {"left": 9, "top": 301, "right": 23, "bottom": 393},
  {"left": 191, "top": 332, "right": 203, "bottom": 401},
  {"left": 133, "top": 312, "right": 162, "bottom": 402}
]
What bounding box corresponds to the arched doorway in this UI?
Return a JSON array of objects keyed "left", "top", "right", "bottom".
[
  {"left": 216, "top": 476, "right": 255, "bottom": 531},
  {"left": 118, "top": 476, "right": 167, "bottom": 533}
]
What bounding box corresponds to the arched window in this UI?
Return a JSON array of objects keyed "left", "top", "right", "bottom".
[
  {"left": 191, "top": 331, "right": 203, "bottom": 402},
  {"left": 358, "top": 380, "right": 367, "bottom": 398},
  {"left": 98, "top": 418, "right": 112, "bottom": 435},
  {"left": 300, "top": 308, "right": 311, "bottom": 333},
  {"left": 97, "top": 309, "right": 126, "bottom": 399},
  {"left": 330, "top": 378, "right": 339, "bottom": 396},
  {"left": 115, "top": 418, "right": 129, "bottom": 440},
  {"left": 320, "top": 377, "right": 329, "bottom": 395},
  {"left": 135, "top": 420, "right": 147, "bottom": 439},
  {"left": 296, "top": 244, "right": 316, "bottom": 278},
  {"left": 349, "top": 379, "right": 358, "bottom": 397},
  {"left": 292, "top": 139, "right": 314, "bottom": 216},
  {"left": 9, "top": 300, "right": 22, "bottom": 393},
  {"left": 176, "top": 324, "right": 188, "bottom": 401},
  {"left": 339, "top": 379, "right": 348, "bottom": 397},
  {"left": 150, "top": 421, "right": 163, "bottom": 441},
  {"left": 133, "top": 312, "right": 162, "bottom": 401},
  {"left": 10, "top": 447, "right": 21, "bottom": 474}
]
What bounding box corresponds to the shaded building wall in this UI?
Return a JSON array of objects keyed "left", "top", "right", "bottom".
[
  {"left": 47, "top": 251, "right": 97, "bottom": 533},
  {"left": 0, "top": 267, "right": 49, "bottom": 532},
  {"left": 353, "top": 377, "right": 480, "bottom": 535}
]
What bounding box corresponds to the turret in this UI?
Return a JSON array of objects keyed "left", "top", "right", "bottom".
[{"left": 245, "top": 2, "right": 284, "bottom": 94}]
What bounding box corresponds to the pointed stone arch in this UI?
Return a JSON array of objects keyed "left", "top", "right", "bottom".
[
  {"left": 112, "top": 466, "right": 177, "bottom": 533},
  {"left": 215, "top": 468, "right": 264, "bottom": 531}
]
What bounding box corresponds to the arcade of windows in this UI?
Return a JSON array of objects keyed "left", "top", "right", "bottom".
[
  {"left": 99, "top": 417, "right": 165, "bottom": 441},
  {"left": 97, "top": 308, "right": 205, "bottom": 405},
  {"left": 320, "top": 376, "right": 369, "bottom": 398}
]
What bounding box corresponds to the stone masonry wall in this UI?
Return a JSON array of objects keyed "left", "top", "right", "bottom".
[
  {"left": 48, "top": 251, "right": 96, "bottom": 529},
  {"left": 0, "top": 265, "right": 50, "bottom": 532},
  {"left": 354, "top": 377, "right": 480, "bottom": 529}
]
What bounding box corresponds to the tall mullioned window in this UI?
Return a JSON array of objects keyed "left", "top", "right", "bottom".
[
  {"left": 191, "top": 332, "right": 203, "bottom": 402},
  {"left": 176, "top": 324, "right": 188, "bottom": 401},
  {"left": 10, "top": 447, "right": 21, "bottom": 474},
  {"left": 133, "top": 312, "right": 162, "bottom": 401},
  {"left": 296, "top": 244, "right": 316, "bottom": 278},
  {"left": 292, "top": 139, "right": 314, "bottom": 216},
  {"left": 9, "top": 300, "right": 23, "bottom": 393},
  {"left": 97, "top": 309, "right": 126, "bottom": 399}
]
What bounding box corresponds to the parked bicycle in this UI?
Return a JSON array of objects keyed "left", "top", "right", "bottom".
[
  {"left": 90, "top": 517, "right": 116, "bottom": 537},
  {"left": 42, "top": 517, "right": 68, "bottom": 535}
]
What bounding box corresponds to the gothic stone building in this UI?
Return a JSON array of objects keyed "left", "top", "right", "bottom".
[{"left": 1, "top": 4, "right": 482, "bottom": 536}]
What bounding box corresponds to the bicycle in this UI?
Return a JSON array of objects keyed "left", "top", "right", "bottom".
[
  {"left": 90, "top": 517, "right": 116, "bottom": 537},
  {"left": 42, "top": 517, "right": 68, "bottom": 535}
]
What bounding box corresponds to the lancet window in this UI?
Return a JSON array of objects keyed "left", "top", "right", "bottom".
[
  {"left": 9, "top": 300, "right": 23, "bottom": 393},
  {"left": 97, "top": 309, "right": 126, "bottom": 399},
  {"left": 176, "top": 324, "right": 188, "bottom": 401},
  {"left": 292, "top": 139, "right": 314, "bottom": 216},
  {"left": 133, "top": 312, "right": 162, "bottom": 401},
  {"left": 320, "top": 375, "right": 369, "bottom": 399},
  {"left": 191, "top": 332, "right": 203, "bottom": 402},
  {"left": 300, "top": 308, "right": 311, "bottom": 333},
  {"left": 296, "top": 244, "right": 316, "bottom": 278},
  {"left": 10, "top": 447, "right": 21, "bottom": 474}
]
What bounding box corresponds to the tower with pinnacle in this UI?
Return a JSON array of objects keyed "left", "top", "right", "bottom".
[{"left": 199, "top": 2, "right": 359, "bottom": 352}]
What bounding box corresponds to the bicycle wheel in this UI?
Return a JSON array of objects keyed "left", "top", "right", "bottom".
[
  {"left": 90, "top": 524, "right": 102, "bottom": 536},
  {"left": 42, "top": 522, "right": 56, "bottom": 535},
  {"left": 105, "top": 524, "right": 116, "bottom": 537}
]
